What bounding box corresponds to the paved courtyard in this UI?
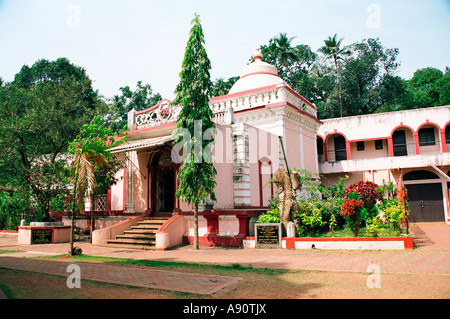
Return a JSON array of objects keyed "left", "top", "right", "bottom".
[{"left": 0, "top": 222, "right": 449, "bottom": 297}]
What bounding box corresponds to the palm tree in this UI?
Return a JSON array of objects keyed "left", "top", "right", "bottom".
[
  {"left": 69, "top": 138, "right": 109, "bottom": 255},
  {"left": 68, "top": 116, "right": 122, "bottom": 255},
  {"left": 319, "top": 34, "right": 351, "bottom": 117},
  {"left": 271, "top": 33, "right": 299, "bottom": 74},
  {"left": 211, "top": 78, "right": 228, "bottom": 97}
]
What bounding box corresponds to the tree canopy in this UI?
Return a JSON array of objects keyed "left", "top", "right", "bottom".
[
  {"left": 0, "top": 58, "right": 104, "bottom": 221},
  {"left": 210, "top": 33, "right": 449, "bottom": 119},
  {"left": 108, "top": 81, "right": 162, "bottom": 133}
]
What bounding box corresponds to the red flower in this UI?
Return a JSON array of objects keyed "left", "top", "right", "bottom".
[
  {"left": 340, "top": 199, "right": 364, "bottom": 217},
  {"left": 344, "top": 181, "right": 381, "bottom": 206}
]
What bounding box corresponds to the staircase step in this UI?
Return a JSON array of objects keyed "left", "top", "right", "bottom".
[
  {"left": 107, "top": 238, "right": 156, "bottom": 245},
  {"left": 137, "top": 221, "right": 167, "bottom": 226},
  {"left": 124, "top": 229, "right": 157, "bottom": 235},
  {"left": 102, "top": 243, "right": 157, "bottom": 250},
  {"left": 131, "top": 224, "right": 160, "bottom": 229},
  {"left": 105, "top": 216, "right": 171, "bottom": 249},
  {"left": 116, "top": 234, "right": 156, "bottom": 240}
]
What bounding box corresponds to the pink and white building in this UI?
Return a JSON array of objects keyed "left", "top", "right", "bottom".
[
  {"left": 90, "top": 50, "right": 449, "bottom": 249},
  {"left": 317, "top": 105, "right": 450, "bottom": 223}
]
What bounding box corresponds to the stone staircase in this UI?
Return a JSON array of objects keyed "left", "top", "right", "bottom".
[{"left": 106, "top": 217, "right": 170, "bottom": 250}]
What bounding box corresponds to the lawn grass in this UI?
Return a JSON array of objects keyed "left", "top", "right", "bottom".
[
  {"left": 50, "top": 254, "right": 285, "bottom": 276},
  {"left": 0, "top": 249, "right": 24, "bottom": 254}
]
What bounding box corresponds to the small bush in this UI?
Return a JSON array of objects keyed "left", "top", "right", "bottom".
[
  {"left": 257, "top": 208, "right": 280, "bottom": 223},
  {"left": 366, "top": 215, "right": 382, "bottom": 237}
]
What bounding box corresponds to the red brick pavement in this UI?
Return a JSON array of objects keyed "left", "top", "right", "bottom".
[
  {"left": 0, "top": 256, "right": 243, "bottom": 295},
  {"left": 0, "top": 222, "right": 449, "bottom": 295}
]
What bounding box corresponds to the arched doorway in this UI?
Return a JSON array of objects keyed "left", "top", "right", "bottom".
[
  {"left": 148, "top": 151, "right": 177, "bottom": 214},
  {"left": 403, "top": 170, "right": 445, "bottom": 222},
  {"left": 325, "top": 133, "right": 347, "bottom": 162},
  {"left": 392, "top": 127, "right": 415, "bottom": 156}
]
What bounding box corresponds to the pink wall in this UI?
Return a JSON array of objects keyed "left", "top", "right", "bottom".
[
  {"left": 133, "top": 152, "right": 150, "bottom": 212},
  {"left": 110, "top": 162, "right": 124, "bottom": 211}
]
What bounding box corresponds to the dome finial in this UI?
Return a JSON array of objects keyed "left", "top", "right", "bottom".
[{"left": 253, "top": 48, "right": 263, "bottom": 60}]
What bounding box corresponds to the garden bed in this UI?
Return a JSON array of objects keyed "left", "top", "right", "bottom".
[{"left": 243, "top": 235, "right": 413, "bottom": 250}]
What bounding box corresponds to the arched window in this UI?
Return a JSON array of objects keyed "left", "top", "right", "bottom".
[{"left": 403, "top": 170, "right": 440, "bottom": 181}]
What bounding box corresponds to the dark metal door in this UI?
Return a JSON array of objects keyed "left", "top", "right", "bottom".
[{"left": 405, "top": 183, "right": 445, "bottom": 222}]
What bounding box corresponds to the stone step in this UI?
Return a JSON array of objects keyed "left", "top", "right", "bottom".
[
  {"left": 116, "top": 233, "right": 156, "bottom": 240},
  {"left": 106, "top": 216, "right": 170, "bottom": 249},
  {"left": 137, "top": 220, "right": 167, "bottom": 226},
  {"left": 102, "top": 243, "right": 157, "bottom": 250},
  {"left": 124, "top": 229, "right": 157, "bottom": 235},
  {"left": 107, "top": 238, "right": 156, "bottom": 245},
  {"left": 131, "top": 225, "right": 160, "bottom": 230}
]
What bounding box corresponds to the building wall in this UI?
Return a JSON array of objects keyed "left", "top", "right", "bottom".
[{"left": 317, "top": 106, "right": 450, "bottom": 224}]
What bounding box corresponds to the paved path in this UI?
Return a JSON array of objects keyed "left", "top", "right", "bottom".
[
  {"left": 0, "top": 256, "right": 243, "bottom": 296},
  {"left": 0, "top": 222, "right": 449, "bottom": 296}
]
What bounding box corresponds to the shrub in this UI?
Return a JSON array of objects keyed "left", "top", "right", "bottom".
[
  {"left": 296, "top": 201, "right": 326, "bottom": 236},
  {"left": 377, "top": 196, "right": 408, "bottom": 235},
  {"left": 366, "top": 215, "right": 382, "bottom": 237},
  {"left": 344, "top": 181, "right": 382, "bottom": 211},
  {"left": 257, "top": 208, "right": 280, "bottom": 223},
  {"left": 340, "top": 190, "right": 365, "bottom": 237}
]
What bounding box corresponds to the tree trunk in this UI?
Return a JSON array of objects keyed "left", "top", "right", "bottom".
[
  {"left": 90, "top": 192, "right": 95, "bottom": 244},
  {"left": 194, "top": 202, "right": 199, "bottom": 250},
  {"left": 334, "top": 56, "right": 343, "bottom": 117},
  {"left": 69, "top": 170, "right": 79, "bottom": 257}
]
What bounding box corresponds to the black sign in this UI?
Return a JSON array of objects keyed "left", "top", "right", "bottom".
[
  {"left": 32, "top": 228, "right": 53, "bottom": 244},
  {"left": 255, "top": 223, "right": 281, "bottom": 248}
]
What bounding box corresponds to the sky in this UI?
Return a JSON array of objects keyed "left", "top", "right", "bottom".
[{"left": 0, "top": 0, "right": 449, "bottom": 101}]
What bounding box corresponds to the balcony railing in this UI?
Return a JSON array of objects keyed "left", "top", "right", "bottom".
[
  {"left": 393, "top": 142, "right": 416, "bottom": 157},
  {"left": 327, "top": 149, "right": 347, "bottom": 162},
  {"left": 419, "top": 143, "right": 441, "bottom": 154}
]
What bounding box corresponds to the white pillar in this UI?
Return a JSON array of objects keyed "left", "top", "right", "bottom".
[{"left": 124, "top": 151, "right": 136, "bottom": 213}]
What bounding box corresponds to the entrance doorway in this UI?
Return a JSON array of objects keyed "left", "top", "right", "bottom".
[
  {"left": 403, "top": 170, "right": 445, "bottom": 222},
  {"left": 149, "top": 151, "right": 177, "bottom": 214}
]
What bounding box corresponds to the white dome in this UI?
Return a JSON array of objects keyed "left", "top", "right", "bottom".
[{"left": 228, "top": 49, "right": 286, "bottom": 95}]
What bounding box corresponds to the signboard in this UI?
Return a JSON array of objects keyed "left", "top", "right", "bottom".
[
  {"left": 255, "top": 223, "right": 282, "bottom": 248},
  {"left": 32, "top": 228, "right": 53, "bottom": 244}
]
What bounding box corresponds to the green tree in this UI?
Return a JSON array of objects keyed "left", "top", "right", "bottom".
[
  {"left": 109, "top": 81, "right": 162, "bottom": 133},
  {"left": 339, "top": 38, "right": 402, "bottom": 116},
  {"left": 436, "top": 67, "right": 450, "bottom": 106},
  {"left": 0, "top": 58, "right": 103, "bottom": 222},
  {"left": 211, "top": 76, "right": 239, "bottom": 97},
  {"left": 172, "top": 14, "right": 217, "bottom": 250},
  {"left": 319, "top": 34, "right": 351, "bottom": 117},
  {"left": 260, "top": 33, "right": 317, "bottom": 91},
  {"left": 68, "top": 116, "right": 124, "bottom": 255}
]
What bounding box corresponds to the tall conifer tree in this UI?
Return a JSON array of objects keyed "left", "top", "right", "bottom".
[{"left": 172, "top": 14, "right": 217, "bottom": 250}]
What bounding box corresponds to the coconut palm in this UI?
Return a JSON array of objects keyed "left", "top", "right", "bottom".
[
  {"left": 271, "top": 33, "right": 300, "bottom": 74},
  {"left": 319, "top": 34, "right": 351, "bottom": 117}
]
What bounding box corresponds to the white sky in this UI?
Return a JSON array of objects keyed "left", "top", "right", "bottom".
[{"left": 0, "top": 0, "right": 449, "bottom": 101}]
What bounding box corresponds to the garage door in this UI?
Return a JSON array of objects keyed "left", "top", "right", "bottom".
[{"left": 405, "top": 183, "right": 445, "bottom": 222}]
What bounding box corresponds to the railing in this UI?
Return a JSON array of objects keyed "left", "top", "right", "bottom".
[
  {"left": 326, "top": 149, "right": 347, "bottom": 162},
  {"left": 393, "top": 142, "right": 416, "bottom": 157},
  {"left": 135, "top": 101, "right": 181, "bottom": 128},
  {"left": 419, "top": 143, "right": 441, "bottom": 154}
]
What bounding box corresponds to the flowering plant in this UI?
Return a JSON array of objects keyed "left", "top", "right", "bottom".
[
  {"left": 340, "top": 199, "right": 364, "bottom": 217},
  {"left": 344, "top": 181, "right": 381, "bottom": 208}
]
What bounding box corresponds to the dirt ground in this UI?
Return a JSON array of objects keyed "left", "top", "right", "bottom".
[{"left": 1, "top": 262, "right": 448, "bottom": 299}]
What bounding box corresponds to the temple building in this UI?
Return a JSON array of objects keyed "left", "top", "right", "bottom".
[{"left": 89, "top": 50, "right": 449, "bottom": 250}]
